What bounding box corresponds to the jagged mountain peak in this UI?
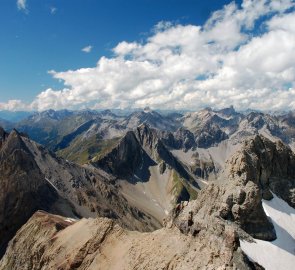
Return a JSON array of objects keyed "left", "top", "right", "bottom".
[
  {"left": 226, "top": 134, "right": 295, "bottom": 205},
  {"left": 128, "top": 108, "right": 163, "bottom": 120},
  {"left": 91, "top": 124, "right": 168, "bottom": 177},
  {"left": 91, "top": 129, "right": 144, "bottom": 177},
  {"left": 0, "top": 127, "right": 8, "bottom": 143},
  {"left": 0, "top": 128, "right": 28, "bottom": 156},
  {"left": 213, "top": 134, "right": 295, "bottom": 240},
  {"left": 0, "top": 127, "right": 60, "bottom": 256},
  {"left": 143, "top": 106, "right": 151, "bottom": 113},
  {"left": 99, "top": 109, "right": 119, "bottom": 119},
  {"left": 121, "top": 109, "right": 179, "bottom": 131},
  {"left": 184, "top": 107, "right": 213, "bottom": 119},
  {"left": 134, "top": 123, "right": 159, "bottom": 148},
  {"left": 92, "top": 124, "right": 197, "bottom": 219},
  {"left": 183, "top": 106, "right": 240, "bottom": 128},
  {"left": 216, "top": 105, "right": 236, "bottom": 116}
]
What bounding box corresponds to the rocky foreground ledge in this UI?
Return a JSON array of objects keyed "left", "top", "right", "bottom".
[{"left": 0, "top": 210, "right": 259, "bottom": 270}]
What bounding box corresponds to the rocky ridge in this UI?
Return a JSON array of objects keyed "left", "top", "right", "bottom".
[{"left": 0, "top": 210, "right": 257, "bottom": 270}]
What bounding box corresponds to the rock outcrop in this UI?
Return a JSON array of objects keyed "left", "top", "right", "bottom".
[
  {"left": 195, "top": 122, "right": 229, "bottom": 148},
  {"left": 160, "top": 128, "right": 196, "bottom": 151},
  {"left": 171, "top": 134, "right": 295, "bottom": 242},
  {"left": 219, "top": 135, "right": 295, "bottom": 240},
  {"left": 226, "top": 135, "right": 295, "bottom": 207}
]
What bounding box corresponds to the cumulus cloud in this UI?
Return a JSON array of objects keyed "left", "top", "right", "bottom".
[
  {"left": 81, "top": 45, "right": 93, "bottom": 53},
  {"left": 6, "top": 0, "right": 295, "bottom": 111},
  {"left": 0, "top": 100, "right": 28, "bottom": 111},
  {"left": 17, "top": 0, "right": 27, "bottom": 12},
  {"left": 153, "top": 21, "right": 174, "bottom": 32},
  {"left": 113, "top": 42, "right": 141, "bottom": 56}
]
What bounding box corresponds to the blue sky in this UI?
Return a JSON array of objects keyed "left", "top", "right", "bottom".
[
  {"left": 0, "top": 0, "right": 295, "bottom": 111},
  {"left": 0, "top": 0, "right": 234, "bottom": 103}
]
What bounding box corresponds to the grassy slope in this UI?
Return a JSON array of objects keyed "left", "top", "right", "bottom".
[
  {"left": 171, "top": 170, "right": 198, "bottom": 203},
  {"left": 17, "top": 115, "right": 96, "bottom": 148},
  {"left": 57, "top": 134, "right": 120, "bottom": 165}
]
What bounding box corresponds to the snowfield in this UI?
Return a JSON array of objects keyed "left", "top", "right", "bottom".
[{"left": 240, "top": 193, "right": 295, "bottom": 270}]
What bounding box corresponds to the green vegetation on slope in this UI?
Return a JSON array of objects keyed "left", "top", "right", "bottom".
[
  {"left": 171, "top": 170, "right": 198, "bottom": 204},
  {"left": 57, "top": 134, "right": 120, "bottom": 165},
  {"left": 18, "top": 114, "right": 99, "bottom": 148}
]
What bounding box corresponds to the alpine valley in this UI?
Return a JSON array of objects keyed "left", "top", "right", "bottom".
[{"left": 0, "top": 106, "right": 295, "bottom": 270}]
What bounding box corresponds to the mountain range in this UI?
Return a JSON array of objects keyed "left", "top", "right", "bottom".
[{"left": 0, "top": 106, "right": 295, "bottom": 269}]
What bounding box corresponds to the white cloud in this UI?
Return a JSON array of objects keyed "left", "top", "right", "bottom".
[
  {"left": 17, "top": 0, "right": 27, "bottom": 12},
  {"left": 154, "top": 21, "right": 174, "bottom": 32},
  {"left": 113, "top": 42, "right": 141, "bottom": 56},
  {"left": 50, "top": 7, "right": 57, "bottom": 15},
  {"left": 0, "top": 100, "right": 27, "bottom": 111},
  {"left": 81, "top": 45, "right": 93, "bottom": 53},
  {"left": 5, "top": 0, "right": 295, "bottom": 111}
]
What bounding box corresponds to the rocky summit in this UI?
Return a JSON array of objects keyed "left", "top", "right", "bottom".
[{"left": 0, "top": 107, "right": 295, "bottom": 269}]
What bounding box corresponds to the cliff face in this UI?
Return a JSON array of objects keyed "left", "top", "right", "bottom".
[
  {"left": 224, "top": 136, "right": 295, "bottom": 239},
  {"left": 219, "top": 135, "right": 295, "bottom": 240},
  {"left": 92, "top": 130, "right": 146, "bottom": 177},
  {"left": 225, "top": 135, "right": 295, "bottom": 207},
  {"left": 0, "top": 130, "right": 68, "bottom": 257},
  {"left": 170, "top": 135, "right": 295, "bottom": 242}
]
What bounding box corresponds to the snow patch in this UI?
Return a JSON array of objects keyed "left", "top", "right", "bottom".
[
  {"left": 240, "top": 194, "right": 295, "bottom": 270},
  {"left": 45, "top": 177, "right": 59, "bottom": 192}
]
